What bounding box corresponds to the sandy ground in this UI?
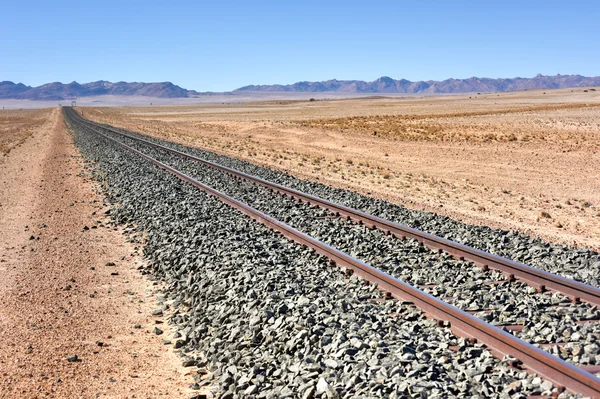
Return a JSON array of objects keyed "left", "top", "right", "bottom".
[
  {"left": 0, "top": 109, "right": 52, "bottom": 155},
  {"left": 0, "top": 108, "right": 200, "bottom": 398},
  {"left": 86, "top": 87, "right": 600, "bottom": 250}
]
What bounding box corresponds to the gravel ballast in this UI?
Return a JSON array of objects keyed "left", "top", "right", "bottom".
[
  {"left": 91, "top": 121, "right": 600, "bottom": 290},
  {"left": 65, "top": 111, "right": 573, "bottom": 397},
  {"left": 97, "top": 119, "right": 600, "bottom": 368}
]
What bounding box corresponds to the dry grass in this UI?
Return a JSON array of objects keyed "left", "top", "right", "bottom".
[
  {"left": 0, "top": 109, "right": 53, "bottom": 155},
  {"left": 292, "top": 103, "right": 600, "bottom": 144}
]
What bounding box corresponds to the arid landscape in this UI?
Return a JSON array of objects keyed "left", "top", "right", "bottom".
[
  {"left": 2, "top": 86, "right": 600, "bottom": 397},
  {"left": 6, "top": 0, "right": 600, "bottom": 396},
  {"left": 85, "top": 87, "right": 600, "bottom": 250}
]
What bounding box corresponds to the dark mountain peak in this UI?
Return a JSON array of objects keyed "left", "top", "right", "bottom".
[
  {"left": 0, "top": 80, "right": 200, "bottom": 100},
  {"left": 0, "top": 81, "right": 32, "bottom": 97},
  {"left": 234, "top": 74, "right": 600, "bottom": 94},
  {"left": 0, "top": 81, "right": 30, "bottom": 88}
]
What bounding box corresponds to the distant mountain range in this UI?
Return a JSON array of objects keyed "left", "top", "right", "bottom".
[
  {"left": 2, "top": 74, "right": 599, "bottom": 100},
  {"left": 235, "top": 74, "right": 600, "bottom": 94},
  {"left": 0, "top": 81, "right": 201, "bottom": 100}
]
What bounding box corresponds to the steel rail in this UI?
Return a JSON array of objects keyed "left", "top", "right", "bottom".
[
  {"left": 66, "top": 108, "right": 600, "bottom": 307},
  {"left": 65, "top": 107, "right": 600, "bottom": 397}
]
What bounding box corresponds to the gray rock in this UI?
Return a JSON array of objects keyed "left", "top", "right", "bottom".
[{"left": 316, "top": 378, "right": 329, "bottom": 394}]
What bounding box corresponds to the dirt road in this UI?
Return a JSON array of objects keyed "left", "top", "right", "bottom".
[{"left": 0, "top": 108, "right": 194, "bottom": 398}]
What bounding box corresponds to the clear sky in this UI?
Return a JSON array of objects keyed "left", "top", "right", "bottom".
[{"left": 1, "top": 0, "right": 598, "bottom": 92}]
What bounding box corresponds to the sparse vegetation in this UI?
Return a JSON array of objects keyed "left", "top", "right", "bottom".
[
  {"left": 0, "top": 109, "right": 52, "bottom": 154},
  {"left": 291, "top": 102, "right": 600, "bottom": 143}
]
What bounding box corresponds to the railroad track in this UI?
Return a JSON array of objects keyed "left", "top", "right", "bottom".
[
  {"left": 66, "top": 108, "right": 600, "bottom": 307},
  {"left": 65, "top": 107, "right": 600, "bottom": 397}
]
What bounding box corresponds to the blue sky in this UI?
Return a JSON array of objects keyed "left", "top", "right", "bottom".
[{"left": 1, "top": 1, "right": 598, "bottom": 91}]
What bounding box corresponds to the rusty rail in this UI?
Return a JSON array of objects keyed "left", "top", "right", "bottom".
[
  {"left": 66, "top": 108, "right": 600, "bottom": 307},
  {"left": 65, "top": 107, "right": 600, "bottom": 396}
]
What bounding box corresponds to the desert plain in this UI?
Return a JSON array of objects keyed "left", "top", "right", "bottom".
[{"left": 82, "top": 87, "right": 600, "bottom": 250}]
